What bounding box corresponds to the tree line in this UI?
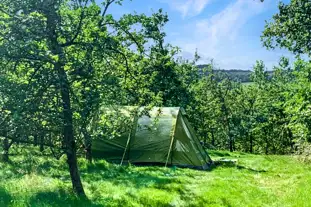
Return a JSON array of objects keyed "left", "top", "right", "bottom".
[
  {"left": 0, "top": 0, "right": 310, "bottom": 198},
  {"left": 197, "top": 66, "right": 273, "bottom": 83}
]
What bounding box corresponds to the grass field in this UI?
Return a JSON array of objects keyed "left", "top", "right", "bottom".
[{"left": 1, "top": 150, "right": 311, "bottom": 207}]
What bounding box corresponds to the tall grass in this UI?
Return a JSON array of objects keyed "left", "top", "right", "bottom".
[{"left": 1, "top": 150, "right": 311, "bottom": 206}]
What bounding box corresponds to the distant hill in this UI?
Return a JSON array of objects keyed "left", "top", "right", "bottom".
[{"left": 197, "top": 65, "right": 273, "bottom": 83}]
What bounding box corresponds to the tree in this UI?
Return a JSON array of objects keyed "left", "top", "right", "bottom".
[
  {"left": 262, "top": 0, "right": 311, "bottom": 56},
  {"left": 0, "top": 63, "right": 37, "bottom": 162},
  {"left": 261, "top": 0, "right": 311, "bottom": 152},
  {"left": 285, "top": 59, "right": 311, "bottom": 143},
  {"left": 189, "top": 64, "right": 242, "bottom": 152},
  {"left": 0, "top": 0, "right": 170, "bottom": 197}
]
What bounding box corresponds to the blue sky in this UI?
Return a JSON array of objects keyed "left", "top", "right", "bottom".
[{"left": 108, "top": 0, "right": 292, "bottom": 70}]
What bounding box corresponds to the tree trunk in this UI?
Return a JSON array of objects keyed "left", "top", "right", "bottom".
[
  {"left": 34, "top": 135, "right": 38, "bottom": 146},
  {"left": 249, "top": 134, "right": 253, "bottom": 153},
  {"left": 229, "top": 141, "right": 233, "bottom": 152},
  {"left": 44, "top": 3, "right": 85, "bottom": 196},
  {"left": 40, "top": 135, "right": 44, "bottom": 152},
  {"left": 1, "top": 137, "right": 9, "bottom": 162},
  {"left": 57, "top": 63, "right": 85, "bottom": 197},
  {"left": 211, "top": 131, "right": 215, "bottom": 147},
  {"left": 227, "top": 127, "right": 233, "bottom": 152},
  {"left": 85, "top": 144, "right": 92, "bottom": 163},
  {"left": 83, "top": 129, "right": 92, "bottom": 163},
  {"left": 229, "top": 135, "right": 233, "bottom": 152},
  {"left": 288, "top": 128, "right": 294, "bottom": 152}
]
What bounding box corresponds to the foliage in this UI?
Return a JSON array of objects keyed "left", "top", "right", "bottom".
[
  {"left": 261, "top": 0, "right": 311, "bottom": 154},
  {"left": 262, "top": 0, "right": 311, "bottom": 55},
  {"left": 189, "top": 58, "right": 299, "bottom": 154}
]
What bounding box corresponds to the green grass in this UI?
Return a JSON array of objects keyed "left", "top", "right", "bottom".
[{"left": 1, "top": 150, "right": 311, "bottom": 207}]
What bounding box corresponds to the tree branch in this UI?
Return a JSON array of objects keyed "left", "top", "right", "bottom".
[
  {"left": 106, "top": 47, "right": 138, "bottom": 81},
  {"left": 102, "top": 0, "right": 116, "bottom": 17},
  {"left": 60, "top": 1, "right": 88, "bottom": 47},
  {"left": 103, "top": 21, "right": 145, "bottom": 54},
  {"left": 7, "top": 53, "right": 53, "bottom": 64}
]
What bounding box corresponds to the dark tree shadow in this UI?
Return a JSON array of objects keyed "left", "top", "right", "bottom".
[
  {"left": 81, "top": 166, "right": 176, "bottom": 189},
  {"left": 0, "top": 187, "right": 12, "bottom": 206},
  {"left": 28, "top": 189, "right": 104, "bottom": 207},
  {"left": 209, "top": 151, "right": 231, "bottom": 157},
  {"left": 235, "top": 165, "right": 267, "bottom": 173},
  {"left": 211, "top": 160, "right": 267, "bottom": 173}
]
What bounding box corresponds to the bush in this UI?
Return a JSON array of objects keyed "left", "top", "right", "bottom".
[{"left": 294, "top": 139, "right": 311, "bottom": 163}]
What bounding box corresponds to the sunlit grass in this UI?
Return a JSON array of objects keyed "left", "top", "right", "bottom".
[{"left": 1, "top": 150, "right": 311, "bottom": 206}]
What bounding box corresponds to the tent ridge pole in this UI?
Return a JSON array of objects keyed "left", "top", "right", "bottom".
[
  {"left": 120, "top": 113, "right": 137, "bottom": 166},
  {"left": 165, "top": 110, "right": 179, "bottom": 168},
  {"left": 120, "top": 131, "right": 132, "bottom": 166}
]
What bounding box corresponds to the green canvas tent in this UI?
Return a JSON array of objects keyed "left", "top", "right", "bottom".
[{"left": 92, "top": 107, "right": 212, "bottom": 169}]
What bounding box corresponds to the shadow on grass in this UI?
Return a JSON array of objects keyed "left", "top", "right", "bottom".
[
  {"left": 211, "top": 160, "right": 267, "bottom": 173},
  {"left": 3, "top": 157, "right": 178, "bottom": 191},
  {"left": 236, "top": 165, "right": 267, "bottom": 173},
  {"left": 81, "top": 164, "right": 176, "bottom": 189},
  {"left": 1, "top": 156, "right": 68, "bottom": 180},
  {"left": 28, "top": 189, "right": 104, "bottom": 207},
  {"left": 112, "top": 174, "right": 176, "bottom": 189},
  {"left": 209, "top": 151, "right": 231, "bottom": 157},
  {"left": 0, "top": 187, "right": 12, "bottom": 206}
]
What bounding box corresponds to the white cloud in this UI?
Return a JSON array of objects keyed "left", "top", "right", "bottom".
[
  {"left": 171, "top": 0, "right": 270, "bottom": 69},
  {"left": 162, "top": 0, "right": 213, "bottom": 17}
]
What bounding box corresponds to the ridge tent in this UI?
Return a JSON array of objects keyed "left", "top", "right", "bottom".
[{"left": 92, "top": 107, "right": 212, "bottom": 170}]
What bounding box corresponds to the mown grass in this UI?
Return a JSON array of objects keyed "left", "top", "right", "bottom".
[{"left": 1, "top": 150, "right": 311, "bottom": 207}]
